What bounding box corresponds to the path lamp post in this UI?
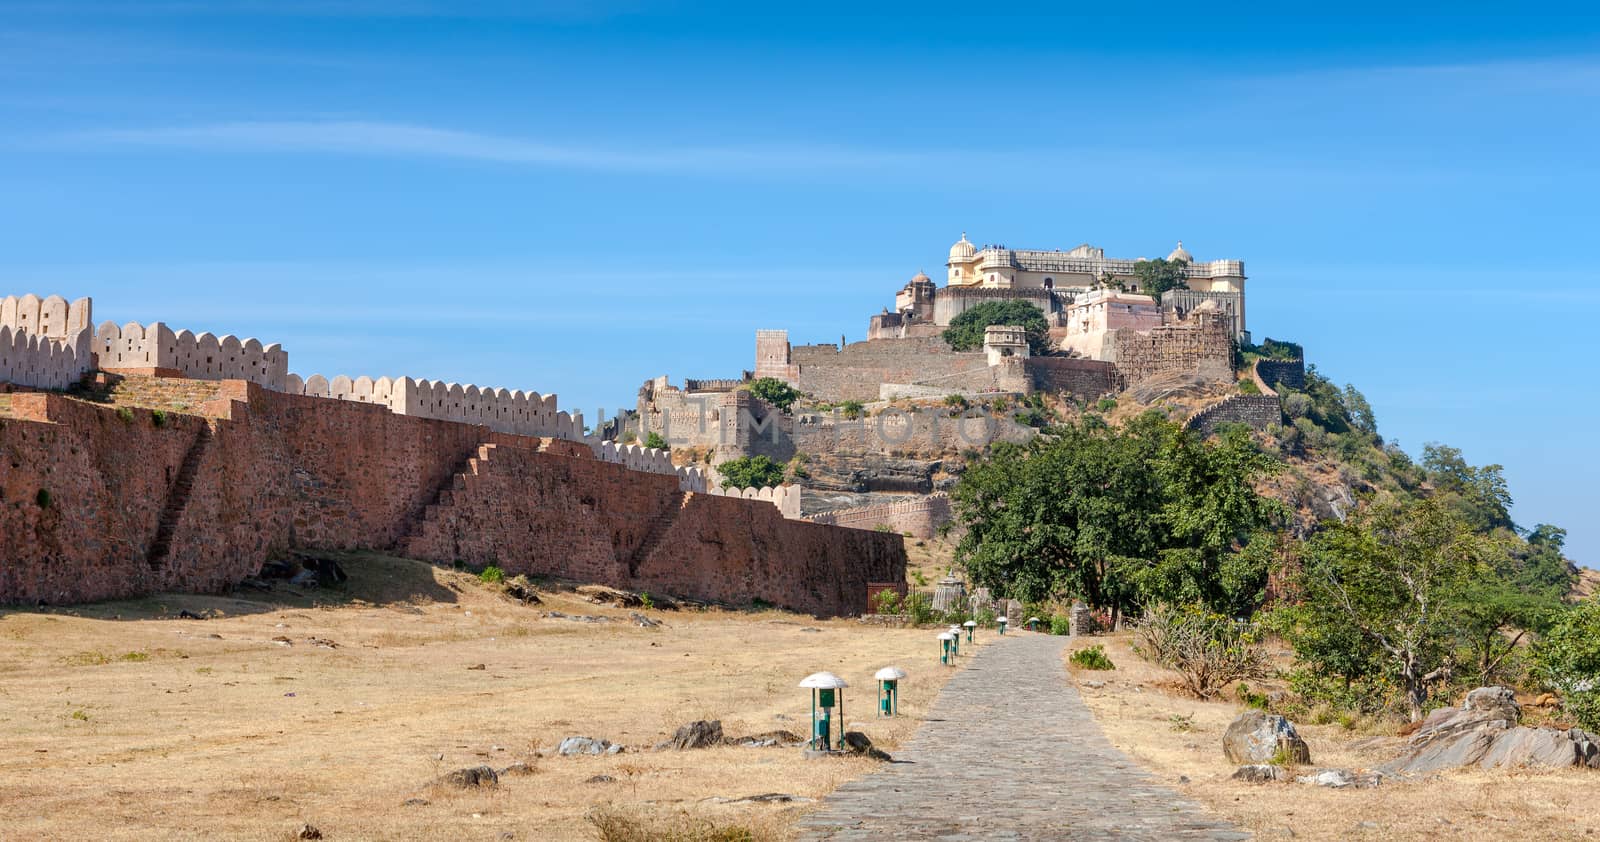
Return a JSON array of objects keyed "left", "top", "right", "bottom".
[
  {"left": 875, "top": 666, "right": 907, "bottom": 716},
  {"left": 1027, "top": 616, "right": 1041, "bottom": 633},
  {"left": 938, "top": 631, "right": 956, "bottom": 666},
  {"left": 963, "top": 620, "right": 977, "bottom": 643},
  {"left": 800, "top": 672, "right": 849, "bottom": 751},
  {"left": 998, "top": 616, "right": 1009, "bottom": 635},
  {"left": 948, "top": 625, "right": 962, "bottom": 657}
]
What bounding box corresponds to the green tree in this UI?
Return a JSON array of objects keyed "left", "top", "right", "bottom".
[
  {"left": 717, "top": 455, "right": 786, "bottom": 490},
  {"left": 643, "top": 431, "right": 668, "bottom": 451},
  {"left": 1132, "top": 257, "right": 1189, "bottom": 301},
  {"left": 1534, "top": 600, "right": 1600, "bottom": 730},
  {"left": 746, "top": 377, "right": 801, "bottom": 411},
  {"left": 1422, "top": 443, "right": 1514, "bottom": 532},
  {"left": 950, "top": 411, "right": 1279, "bottom": 622},
  {"left": 940, "top": 300, "right": 1050, "bottom": 355},
  {"left": 1276, "top": 499, "right": 1492, "bottom": 721}
]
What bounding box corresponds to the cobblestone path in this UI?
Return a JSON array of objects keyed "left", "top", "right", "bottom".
[{"left": 795, "top": 632, "right": 1249, "bottom": 841}]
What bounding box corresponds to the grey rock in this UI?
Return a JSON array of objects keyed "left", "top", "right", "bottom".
[
  {"left": 1386, "top": 686, "right": 1600, "bottom": 773},
  {"left": 585, "top": 775, "right": 616, "bottom": 784},
  {"left": 664, "top": 720, "right": 724, "bottom": 750},
  {"left": 1295, "top": 768, "right": 1383, "bottom": 789},
  {"left": 1230, "top": 764, "right": 1290, "bottom": 783},
  {"left": 1222, "top": 710, "right": 1311, "bottom": 765},
  {"left": 629, "top": 612, "right": 660, "bottom": 628},
  {"left": 558, "top": 736, "right": 613, "bottom": 756},
  {"left": 401, "top": 798, "right": 429, "bottom": 807},
  {"left": 437, "top": 766, "right": 498, "bottom": 788}
]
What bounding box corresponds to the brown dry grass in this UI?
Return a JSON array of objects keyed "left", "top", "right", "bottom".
[
  {"left": 0, "top": 553, "right": 966, "bottom": 841},
  {"left": 1068, "top": 632, "right": 1600, "bottom": 841}
]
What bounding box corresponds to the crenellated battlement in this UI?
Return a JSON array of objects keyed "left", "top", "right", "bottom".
[{"left": 95, "top": 321, "right": 288, "bottom": 389}]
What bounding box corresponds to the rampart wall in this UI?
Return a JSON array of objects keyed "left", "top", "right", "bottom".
[
  {"left": 2, "top": 294, "right": 93, "bottom": 339},
  {"left": 789, "top": 335, "right": 996, "bottom": 403},
  {"left": 1023, "top": 357, "right": 1122, "bottom": 398},
  {"left": 96, "top": 321, "right": 289, "bottom": 389},
  {"left": 805, "top": 493, "right": 952, "bottom": 539},
  {"left": 1184, "top": 394, "right": 1283, "bottom": 437},
  {"left": 1254, "top": 358, "right": 1307, "bottom": 393},
  {"left": 0, "top": 384, "right": 901, "bottom": 615},
  {"left": 0, "top": 325, "right": 93, "bottom": 390}
]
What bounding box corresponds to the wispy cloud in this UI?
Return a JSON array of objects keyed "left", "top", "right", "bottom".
[{"left": 71, "top": 120, "right": 928, "bottom": 175}]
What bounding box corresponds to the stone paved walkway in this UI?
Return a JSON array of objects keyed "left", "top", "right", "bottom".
[{"left": 795, "top": 633, "right": 1250, "bottom": 841}]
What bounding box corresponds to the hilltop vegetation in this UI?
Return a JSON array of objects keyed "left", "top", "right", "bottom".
[{"left": 952, "top": 352, "right": 1587, "bottom": 725}]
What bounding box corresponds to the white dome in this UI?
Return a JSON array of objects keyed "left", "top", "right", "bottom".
[
  {"left": 875, "top": 666, "right": 908, "bottom": 681},
  {"left": 799, "top": 671, "right": 849, "bottom": 689},
  {"left": 963, "top": 620, "right": 977, "bottom": 627},
  {"left": 1167, "top": 240, "right": 1193, "bottom": 263},
  {"left": 948, "top": 232, "right": 976, "bottom": 263}
]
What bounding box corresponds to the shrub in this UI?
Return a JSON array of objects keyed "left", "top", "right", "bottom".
[
  {"left": 150, "top": 410, "right": 167, "bottom": 428},
  {"left": 643, "top": 431, "right": 668, "bottom": 450},
  {"left": 1281, "top": 392, "right": 1312, "bottom": 419},
  {"left": 1534, "top": 602, "right": 1600, "bottom": 730},
  {"left": 1235, "top": 682, "right": 1270, "bottom": 711},
  {"left": 839, "top": 400, "right": 864, "bottom": 420},
  {"left": 1096, "top": 397, "right": 1118, "bottom": 413},
  {"left": 35, "top": 488, "right": 51, "bottom": 508},
  {"left": 1050, "top": 614, "right": 1072, "bottom": 636},
  {"left": 873, "top": 589, "right": 902, "bottom": 615},
  {"left": 1136, "top": 603, "right": 1268, "bottom": 699},
  {"left": 976, "top": 606, "right": 997, "bottom": 628},
  {"left": 116, "top": 406, "right": 134, "bottom": 423},
  {"left": 479, "top": 565, "right": 505, "bottom": 584},
  {"left": 1070, "top": 645, "right": 1115, "bottom": 670},
  {"left": 903, "top": 592, "right": 936, "bottom": 625},
  {"left": 1237, "top": 378, "right": 1260, "bottom": 395}
]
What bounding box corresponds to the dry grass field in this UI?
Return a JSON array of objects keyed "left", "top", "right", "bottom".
[
  {"left": 0, "top": 554, "right": 966, "bottom": 841},
  {"left": 1067, "top": 632, "right": 1600, "bottom": 841}
]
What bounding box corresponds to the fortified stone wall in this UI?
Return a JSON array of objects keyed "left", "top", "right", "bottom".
[
  {"left": 789, "top": 335, "right": 996, "bottom": 403},
  {"left": 96, "top": 321, "right": 289, "bottom": 389},
  {"left": 0, "top": 325, "right": 93, "bottom": 390},
  {"left": 2, "top": 293, "right": 93, "bottom": 339},
  {"left": 0, "top": 384, "right": 900, "bottom": 615},
  {"left": 1103, "top": 311, "right": 1233, "bottom": 386},
  {"left": 1184, "top": 394, "right": 1283, "bottom": 437},
  {"left": 288, "top": 373, "right": 584, "bottom": 442},
  {"left": 793, "top": 407, "right": 1036, "bottom": 458},
  {"left": 805, "top": 493, "right": 952, "bottom": 539},
  {"left": 1023, "top": 357, "right": 1122, "bottom": 398},
  {"left": 1254, "top": 358, "right": 1307, "bottom": 393}
]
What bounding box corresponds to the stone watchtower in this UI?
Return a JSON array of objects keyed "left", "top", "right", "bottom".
[{"left": 983, "top": 325, "right": 1030, "bottom": 365}]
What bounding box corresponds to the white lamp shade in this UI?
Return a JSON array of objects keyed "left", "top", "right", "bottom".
[
  {"left": 963, "top": 621, "right": 977, "bottom": 628},
  {"left": 938, "top": 632, "right": 956, "bottom": 641},
  {"left": 875, "top": 666, "right": 908, "bottom": 681},
  {"left": 799, "top": 671, "right": 849, "bottom": 689}
]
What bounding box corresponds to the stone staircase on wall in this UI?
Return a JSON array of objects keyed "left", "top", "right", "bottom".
[
  {"left": 395, "top": 443, "right": 497, "bottom": 557},
  {"left": 628, "top": 492, "right": 690, "bottom": 575},
  {"left": 147, "top": 423, "right": 213, "bottom": 571}
]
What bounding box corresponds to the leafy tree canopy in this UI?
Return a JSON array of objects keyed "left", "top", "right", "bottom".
[
  {"left": 941, "top": 300, "right": 1050, "bottom": 355},
  {"left": 717, "top": 455, "right": 786, "bottom": 490},
  {"left": 745, "top": 377, "right": 801, "bottom": 411},
  {"left": 1422, "top": 443, "right": 1514, "bottom": 532},
  {"left": 1132, "top": 257, "right": 1190, "bottom": 301},
  {"left": 950, "top": 411, "right": 1281, "bottom": 620}
]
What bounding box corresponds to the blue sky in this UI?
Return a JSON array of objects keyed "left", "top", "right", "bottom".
[{"left": 1, "top": 3, "right": 1596, "bottom": 563}]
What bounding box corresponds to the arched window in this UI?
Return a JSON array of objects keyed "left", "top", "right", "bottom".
[{"left": 1043, "top": 277, "right": 1054, "bottom": 290}]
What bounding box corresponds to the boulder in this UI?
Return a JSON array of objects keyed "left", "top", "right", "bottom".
[
  {"left": 558, "top": 736, "right": 615, "bottom": 756},
  {"left": 438, "top": 766, "right": 498, "bottom": 788},
  {"left": 664, "top": 720, "right": 724, "bottom": 750},
  {"left": 1231, "top": 764, "right": 1290, "bottom": 783},
  {"left": 1222, "top": 711, "right": 1311, "bottom": 765},
  {"left": 1386, "top": 686, "right": 1600, "bottom": 774}
]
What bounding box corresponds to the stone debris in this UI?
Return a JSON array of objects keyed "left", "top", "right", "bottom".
[
  {"left": 502, "top": 575, "right": 542, "bottom": 605},
  {"left": 271, "top": 636, "right": 293, "bottom": 646},
  {"left": 296, "top": 824, "right": 323, "bottom": 840},
  {"left": 306, "top": 637, "right": 339, "bottom": 649},
  {"left": 496, "top": 762, "right": 536, "bottom": 777},
  {"left": 629, "top": 612, "right": 661, "bottom": 628},
  {"left": 1230, "top": 764, "right": 1290, "bottom": 783},
  {"left": 466, "top": 664, "right": 486, "bottom": 670},
  {"left": 706, "top": 793, "right": 815, "bottom": 804},
  {"left": 729, "top": 729, "right": 804, "bottom": 748},
  {"left": 437, "top": 766, "right": 498, "bottom": 788},
  {"left": 585, "top": 774, "right": 616, "bottom": 784},
  {"left": 661, "top": 720, "right": 724, "bottom": 750},
  {"left": 558, "top": 736, "right": 623, "bottom": 756},
  {"left": 546, "top": 611, "right": 611, "bottom": 624},
  {"left": 1222, "top": 710, "right": 1311, "bottom": 765},
  {"left": 1294, "top": 768, "right": 1384, "bottom": 789},
  {"left": 401, "top": 798, "right": 429, "bottom": 807}
]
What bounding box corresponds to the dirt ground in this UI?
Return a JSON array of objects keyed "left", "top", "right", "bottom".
[
  {"left": 0, "top": 554, "right": 967, "bottom": 841},
  {"left": 1067, "top": 632, "right": 1600, "bottom": 841}
]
